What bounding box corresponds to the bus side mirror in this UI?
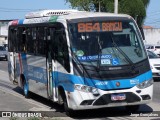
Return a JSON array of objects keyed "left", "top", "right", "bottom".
[{"left": 140, "top": 27, "right": 145, "bottom": 40}]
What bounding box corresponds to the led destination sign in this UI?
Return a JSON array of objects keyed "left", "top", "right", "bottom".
[{"left": 78, "top": 22, "right": 122, "bottom": 32}]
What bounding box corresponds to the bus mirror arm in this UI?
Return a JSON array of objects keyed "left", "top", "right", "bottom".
[{"left": 139, "top": 27, "right": 145, "bottom": 40}]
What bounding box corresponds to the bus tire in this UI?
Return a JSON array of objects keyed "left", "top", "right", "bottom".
[
  {"left": 126, "top": 105, "right": 140, "bottom": 113},
  {"left": 63, "top": 96, "right": 75, "bottom": 117},
  {"left": 61, "top": 89, "right": 75, "bottom": 117},
  {"left": 21, "top": 75, "right": 30, "bottom": 98}
]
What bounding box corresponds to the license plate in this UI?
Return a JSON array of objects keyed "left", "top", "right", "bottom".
[{"left": 111, "top": 94, "right": 126, "bottom": 101}]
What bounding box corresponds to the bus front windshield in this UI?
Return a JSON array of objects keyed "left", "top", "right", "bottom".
[{"left": 68, "top": 19, "right": 147, "bottom": 67}]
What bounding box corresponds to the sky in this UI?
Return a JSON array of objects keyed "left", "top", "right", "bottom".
[
  {"left": 0, "top": 0, "right": 160, "bottom": 28},
  {"left": 144, "top": 0, "right": 160, "bottom": 28},
  {"left": 0, "top": 0, "right": 71, "bottom": 19}
]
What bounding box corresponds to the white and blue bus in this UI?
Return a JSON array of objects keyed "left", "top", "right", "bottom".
[{"left": 8, "top": 10, "right": 153, "bottom": 116}]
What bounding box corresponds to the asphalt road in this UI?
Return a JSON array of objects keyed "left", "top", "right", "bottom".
[{"left": 0, "top": 60, "right": 160, "bottom": 120}]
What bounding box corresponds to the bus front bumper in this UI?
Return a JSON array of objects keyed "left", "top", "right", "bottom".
[{"left": 66, "top": 84, "right": 153, "bottom": 110}]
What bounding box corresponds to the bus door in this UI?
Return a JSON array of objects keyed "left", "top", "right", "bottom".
[
  {"left": 46, "top": 27, "right": 57, "bottom": 101},
  {"left": 8, "top": 52, "right": 17, "bottom": 84},
  {"left": 8, "top": 28, "right": 18, "bottom": 85}
]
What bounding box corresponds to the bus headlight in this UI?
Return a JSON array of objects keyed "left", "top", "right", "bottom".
[
  {"left": 74, "top": 84, "right": 99, "bottom": 95},
  {"left": 136, "top": 79, "right": 153, "bottom": 89}
]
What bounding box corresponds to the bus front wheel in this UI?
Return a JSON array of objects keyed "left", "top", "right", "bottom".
[{"left": 61, "top": 90, "right": 75, "bottom": 117}]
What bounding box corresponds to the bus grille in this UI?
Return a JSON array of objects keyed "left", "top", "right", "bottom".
[
  {"left": 155, "top": 67, "right": 160, "bottom": 70},
  {"left": 93, "top": 92, "right": 141, "bottom": 105},
  {"left": 90, "top": 70, "right": 139, "bottom": 80}
]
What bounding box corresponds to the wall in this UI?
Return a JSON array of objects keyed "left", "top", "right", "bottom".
[
  {"left": 0, "top": 37, "right": 7, "bottom": 45},
  {"left": 0, "top": 26, "right": 8, "bottom": 36},
  {"left": 0, "top": 20, "right": 11, "bottom": 45},
  {"left": 143, "top": 28, "right": 160, "bottom": 45},
  {"left": 0, "top": 26, "right": 8, "bottom": 45}
]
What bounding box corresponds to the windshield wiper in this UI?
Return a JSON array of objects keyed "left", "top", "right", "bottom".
[
  {"left": 110, "top": 34, "right": 134, "bottom": 66},
  {"left": 97, "top": 36, "right": 102, "bottom": 71}
]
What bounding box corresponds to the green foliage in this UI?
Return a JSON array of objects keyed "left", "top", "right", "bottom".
[
  {"left": 141, "top": 0, "right": 150, "bottom": 8},
  {"left": 66, "top": 0, "right": 93, "bottom": 11},
  {"left": 66, "top": 0, "right": 150, "bottom": 27},
  {"left": 119, "top": 0, "right": 146, "bottom": 26}
]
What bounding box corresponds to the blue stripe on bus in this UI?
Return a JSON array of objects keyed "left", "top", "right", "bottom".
[
  {"left": 26, "top": 65, "right": 47, "bottom": 84},
  {"left": 18, "top": 19, "right": 24, "bottom": 24},
  {"left": 23, "top": 63, "right": 152, "bottom": 92},
  {"left": 57, "top": 70, "right": 152, "bottom": 91}
]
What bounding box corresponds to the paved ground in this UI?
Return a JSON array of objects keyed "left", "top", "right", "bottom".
[
  {"left": 0, "top": 64, "right": 160, "bottom": 120},
  {"left": 0, "top": 84, "right": 160, "bottom": 120},
  {"left": 0, "top": 89, "right": 72, "bottom": 120},
  {"left": 0, "top": 73, "right": 72, "bottom": 120}
]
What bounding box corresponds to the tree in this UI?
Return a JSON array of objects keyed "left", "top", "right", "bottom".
[
  {"left": 66, "top": 0, "right": 150, "bottom": 27},
  {"left": 66, "top": 0, "right": 93, "bottom": 11}
]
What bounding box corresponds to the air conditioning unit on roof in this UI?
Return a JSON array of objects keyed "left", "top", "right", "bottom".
[{"left": 25, "top": 9, "right": 79, "bottom": 19}]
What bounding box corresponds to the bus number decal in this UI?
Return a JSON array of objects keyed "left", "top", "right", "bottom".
[
  {"left": 78, "top": 22, "right": 122, "bottom": 32},
  {"left": 78, "top": 22, "right": 100, "bottom": 32}
]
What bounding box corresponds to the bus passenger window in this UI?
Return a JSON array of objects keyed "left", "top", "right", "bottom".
[
  {"left": 26, "top": 28, "right": 33, "bottom": 53},
  {"left": 22, "top": 30, "right": 26, "bottom": 52},
  {"left": 8, "top": 28, "right": 17, "bottom": 52},
  {"left": 32, "top": 28, "right": 38, "bottom": 55},
  {"left": 17, "top": 27, "right": 27, "bottom": 53},
  {"left": 37, "top": 27, "right": 46, "bottom": 55},
  {"left": 56, "top": 31, "right": 70, "bottom": 72}
]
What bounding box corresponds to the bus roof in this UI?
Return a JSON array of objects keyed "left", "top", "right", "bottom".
[
  {"left": 64, "top": 11, "right": 131, "bottom": 20},
  {"left": 25, "top": 9, "right": 79, "bottom": 19},
  {"left": 9, "top": 10, "right": 132, "bottom": 25},
  {"left": 24, "top": 9, "right": 131, "bottom": 19}
]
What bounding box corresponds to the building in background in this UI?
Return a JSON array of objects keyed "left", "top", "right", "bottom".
[
  {"left": 0, "top": 20, "right": 12, "bottom": 45},
  {"left": 143, "top": 28, "right": 160, "bottom": 45}
]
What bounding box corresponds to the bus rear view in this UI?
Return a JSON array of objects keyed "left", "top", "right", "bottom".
[{"left": 67, "top": 14, "right": 153, "bottom": 113}]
